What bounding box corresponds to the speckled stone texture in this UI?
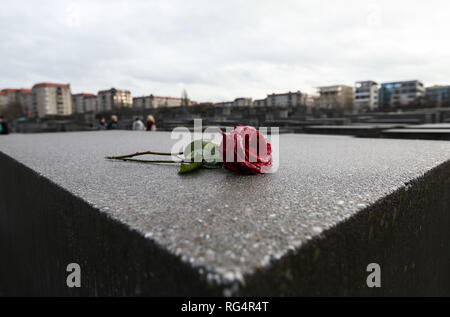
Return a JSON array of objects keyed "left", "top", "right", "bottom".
[{"left": 1, "top": 131, "right": 450, "bottom": 296}]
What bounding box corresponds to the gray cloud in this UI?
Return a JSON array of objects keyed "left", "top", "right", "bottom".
[{"left": 1, "top": 0, "right": 449, "bottom": 102}]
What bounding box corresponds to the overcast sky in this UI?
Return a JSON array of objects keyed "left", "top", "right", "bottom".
[{"left": 1, "top": 0, "right": 449, "bottom": 102}]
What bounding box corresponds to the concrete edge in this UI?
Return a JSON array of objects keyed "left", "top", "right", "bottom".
[
  {"left": 0, "top": 151, "right": 224, "bottom": 296},
  {"left": 1, "top": 149, "right": 450, "bottom": 296},
  {"left": 234, "top": 159, "right": 450, "bottom": 296}
]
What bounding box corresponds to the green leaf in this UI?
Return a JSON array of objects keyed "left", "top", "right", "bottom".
[
  {"left": 178, "top": 162, "right": 202, "bottom": 174},
  {"left": 202, "top": 163, "right": 222, "bottom": 169},
  {"left": 182, "top": 140, "right": 222, "bottom": 171},
  {"left": 184, "top": 140, "right": 210, "bottom": 159},
  {"left": 202, "top": 142, "right": 220, "bottom": 162},
  {"left": 184, "top": 148, "right": 203, "bottom": 163}
]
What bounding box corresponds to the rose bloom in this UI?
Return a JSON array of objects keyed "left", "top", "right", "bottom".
[{"left": 219, "top": 126, "right": 272, "bottom": 175}]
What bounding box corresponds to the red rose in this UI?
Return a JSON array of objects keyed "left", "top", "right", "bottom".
[{"left": 219, "top": 126, "right": 272, "bottom": 175}]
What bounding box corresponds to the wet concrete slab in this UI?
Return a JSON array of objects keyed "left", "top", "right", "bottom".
[
  {"left": 1, "top": 131, "right": 450, "bottom": 296},
  {"left": 382, "top": 128, "right": 450, "bottom": 140},
  {"left": 405, "top": 123, "right": 450, "bottom": 129},
  {"left": 303, "top": 124, "right": 408, "bottom": 137}
]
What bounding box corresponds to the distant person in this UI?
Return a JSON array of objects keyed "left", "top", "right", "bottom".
[
  {"left": 132, "top": 117, "right": 145, "bottom": 131},
  {"left": 0, "top": 116, "right": 9, "bottom": 135},
  {"left": 107, "top": 115, "right": 119, "bottom": 130},
  {"left": 98, "top": 117, "right": 107, "bottom": 130},
  {"left": 146, "top": 115, "right": 157, "bottom": 131}
]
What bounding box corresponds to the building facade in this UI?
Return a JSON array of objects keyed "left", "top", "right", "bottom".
[
  {"left": 253, "top": 99, "right": 267, "bottom": 107},
  {"left": 132, "top": 96, "right": 147, "bottom": 108},
  {"left": 234, "top": 97, "right": 253, "bottom": 107},
  {"left": 214, "top": 98, "right": 253, "bottom": 108},
  {"left": 0, "top": 89, "right": 20, "bottom": 105},
  {"left": 253, "top": 92, "right": 318, "bottom": 108},
  {"left": 354, "top": 81, "right": 378, "bottom": 111},
  {"left": 31, "top": 83, "right": 73, "bottom": 118},
  {"left": 215, "top": 101, "right": 234, "bottom": 107},
  {"left": 266, "top": 91, "right": 305, "bottom": 107},
  {"left": 425, "top": 85, "right": 450, "bottom": 107},
  {"left": 17, "top": 89, "right": 33, "bottom": 114},
  {"left": 133, "top": 95, "right": 181, "bottom": 109},
  {"left": 133, "top": 95, "right": 197, "bottom": 109},
  {"left": 0, "top": 88, "right": 34, "bottom": 114},
  {"left": 317, "top": 85, "right": 354, "bottom": 110},
  {"left": 0, "top": 88, "right": 33, "bottom": 115},
  {"left": 72, "top": 93, "right": 97, "bottom": 114},
  {"left": 85, "top": 95, "right": 97, "bottom": 113},
  {"left": 97, "top": 88, "right": 132, "bottom": 112},
  {"left": 303, "top": 94, "right": 320, "bottom": 108},
  {"left": 0, "top": 91, "right": 7, "bottom": 110},
  {"left": 378, "top": 80, "right": 425, "bottom": 109}
]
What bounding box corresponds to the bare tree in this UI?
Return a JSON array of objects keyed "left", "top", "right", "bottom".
[
  {"left": 181, "top": 89, "right": 190, "bottom": 107},
  {"left": 0, "top": 103, "right": 23, "bottom": 121}
]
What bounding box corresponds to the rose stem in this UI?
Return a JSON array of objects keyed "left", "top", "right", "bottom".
[
  {"left": 106, "top": 150, "right": 183, "bottom": 160},
  {"left": 106, "top": 157, "right": 181, "bottom": 164}
]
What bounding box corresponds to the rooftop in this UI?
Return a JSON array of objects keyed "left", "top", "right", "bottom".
[
  {"left": 98, "top": 88, "right": 131, "bottom": 94},
  {"left": 317, "top": 85, "right": 354, "bottom": 90},
  {"left": 73, "top": 93, "right": 96, "bottom": 98},
  {"left": 426, "top": 85, "right": 450, "bottom": 90},
  {"left": 381, "top": 80, "right": 423, "bottom": 85},
  {"left": 133, "top": 95, "right": 184, "bottom": 101},
  {"left": 33, "top": 83, "right": 70, "bottom": 89},
  {"left": 268, "top": 91, "right": 301, "bottom": 97},
  {"left": 1, "top": 88, "right": 19, "bottom": 93}
]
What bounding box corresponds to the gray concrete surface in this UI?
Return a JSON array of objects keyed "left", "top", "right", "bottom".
[
  {"left": 304, "top": 124, "right": 407, "bottom": 137},
  {"left": 382, "top": 128, "right": 450, "bottom": 140},
  {"left": 1, "top": 131, "right": 450, "bottom": 296},
  {"left": 405, "top": 123, "right": 450, "bottom": 129}
]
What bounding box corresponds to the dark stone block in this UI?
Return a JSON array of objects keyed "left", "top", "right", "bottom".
[
  {"left": 1, "top": 132, "right": 450, "bottom": 296},
  {"left": 381, "top": 129, "right": 450, "bottom": 140}
]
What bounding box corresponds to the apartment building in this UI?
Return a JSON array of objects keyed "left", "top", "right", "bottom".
[
  {"left": 132, "top": 96, "right": 147, "bottom": 108},
  {"left": 84, "top": 95, "right": 97, "bottom": 113},
  {"left": 378, "top": 80, "right": 425, "bottom": 109},
  {"left": 304, "top": 94, "right": 320, "bottom": 108},
  {"left": 215, "top": 101, "right": 234, "bottom": 107},
  {"left": 0, "top": 88, "right": 33, "bottom": 114},
  {"left": 133, "top": 95, "right": 197, "bottom": 109},
  {"left": 253, "top": 99, "right": 267, "bottom": 107},
  {"left": 72, "top": 93, "right": 97, "bottom": 113},
  {"left": 133, "top": 95, "right": 180, "bottom": 109},
  {"left": 0, "top": 91, "right": 7, "bottom": 110},
  {"left": 97, "top": 88, "right": 132, "bottom": 112},
  {"left": 31, "top": 83, "right": 73, "bottom": 118},
  {"left": 354, "top": 81, "right": 378, "bottom": 111},
  {"left": 425, "top": 85, "right": 450, "bottom": 106},
  {"left": 1, "top": 89, "right": 19, "bottom": 105},
  {"left": 17, "top": 89, "right": 33, "bottom": 114},
  {"left": 266, "top": 91, "right": 306, "bottom": 107},
  {"left": 254, "top": 91, "right": 317, "bottom": 108},
  {"left": 214, "top": 97, "right": 253, "bottom": 108},
  {"left": 317, "top": 85, "right": 354, "bottom": 110},
  {"left": 234, "top": 97, "right": 253, "bottom": 107}
]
